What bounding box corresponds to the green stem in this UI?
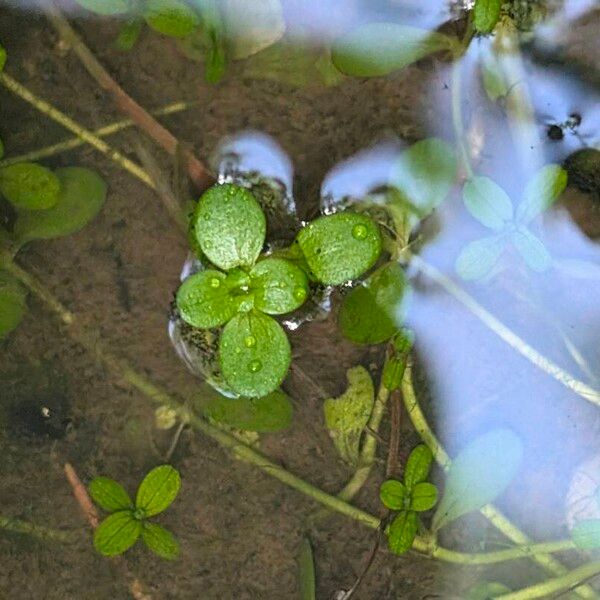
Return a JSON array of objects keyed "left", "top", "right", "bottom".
[
  {"left": 401, "top": 361, "right": 596, "bottom": 599},
  {"left": 4, "top": 250, "right": 590, "bottom": 572},
  {"left": 0, "top": 516, "right": 74, "bottom": 543},
  {"left": 497, "top": 560, "right": 600, "bottom": 600}
]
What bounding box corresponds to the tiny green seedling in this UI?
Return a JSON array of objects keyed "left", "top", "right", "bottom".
[
  {"left": 380, "top": 444, "right": 438, "bottom": 555},
  {"left": 89, "top": 465, "right": 181, "bottom": 560},
  {"left": 176, "top": 182, "right": 382, "bottom": 398}
]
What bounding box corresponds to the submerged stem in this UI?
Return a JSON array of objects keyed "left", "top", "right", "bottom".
[{"left": 0, "top": 516, "right": 74, "bottom": 543}]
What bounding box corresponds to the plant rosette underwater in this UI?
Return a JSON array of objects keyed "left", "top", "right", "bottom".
[{"left": 171, "top": 182, "right": 383, "bottom": 400}]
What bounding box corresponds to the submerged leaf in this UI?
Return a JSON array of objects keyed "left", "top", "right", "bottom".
[
  {"left": 332, "top": 23, "right": 454, "bottom": 77},
  {"left": 251, "top": 257, "right": 309, "bottom": 315},
  {"left": 0, "top": 43, "right": 6, "bottom": 71},
  {"left": 463, "top": 176, "right": 513, "bottom": 231},
  {"left": 432, "top": 429, "right": 523, "bottom": 531},
  {"left": 510, "top": 227, "right": 552, "bottom": 272},
  {"left": 455, "top": 235, "right": 506, "bottom": 281},
  {"left": 144, "top": 0, "right": 200, "bottom": 38},
  {"left": 219, "top": 311, "right": 291, "bottom": 397},
  {"left": 89, "top": 477, "right": 133, "bottom": 512},
  {"left": 114, "top": 19, "right": 143, "bottom": 51},
  {"left": 0, "top": 271, "right": 27, "bottom": 338},
  {"left": 572, "top": 519, "right": 600, "bottom": 550},
  {"left": 192, "top": 184, "right": 266, "bottom": 271},
  {"left": 467, "top": 582, "right": 511, "bottom": 599},
  {"left": 516, "top": 164, "right": 567, "bottom": 224},
  {"left": 403, "top": 444, "right": 434, "bottom": 490},
  {"left": 339, "top": 262, "right": 408, "bottom": 345},
  {"left": 480, "top": 48, "right": 509, "bottom": 102},
  {"left": 202, "top": 389, "right": 293, "bottom": 432},
  {"left": 297, "top": 536, "right": 316, "bottom": 600},
  {"left": 94, "top": 512, "right": 141, "bottom": 557},
  {"left": 474, "top": 0, "right": 502, "bottom": 33},
  {"left": 142, "top": 522, "right": 180, "bottom": 560},
  {"left": 390, "top": 138, "right": 457, "bottom": 217},
  {"left": 410, "top": 482, "right": 438, "bottom": 511},
  {"left": 323, "top": 366, "right": 374, "bottom": 465},
  {"left": 13, "top": 167, "right": 106, "bottom": 244},
  {"left": 0, "top": 162, "right": 60, "bottom": 210},
  {"left": 379, "top": 479, "right": 407, "bottom": 511},
  {"left": 73, "top": 0, "right": 132, "bottom": 15},
  {"left": 297, "top": 212, "right": 382, "bottom": 286},
  {"left": 387, "top": 510, "right": 418, "bottom": 555},
  {"left": 136, "top": 465, "right": 181, "bottom": 517}
]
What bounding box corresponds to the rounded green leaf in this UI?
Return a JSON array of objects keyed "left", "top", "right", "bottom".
[
  {"left": 141, "top": 522, "right": 179, "bottom": 560},
  {"left": 73, "top": 0, "right": 132, "bottom": 15},
  {"left": 176, "top": 270, "right": 245, "bottom": 329},
  {"left": 379, "top": 479, "right": 407, "bottom": 511},
  {"left": 463, "top": 176, "right": 514, "bottom": 231},
  {"left": 93, "top": 512, "right": 141, "bottom": 557},
  {"left": 0, "top": 162, "right": 60, "bottom": 210},
  {"left": 516, "top": 164, "right": 567, "bottom": 224},
  {"left": 382, "top": 356, "right": 407, "bottom": 392},
  {"left": 332, "top": 23, "right": 454, "bottom": 77},
  {"left": 192, "top": 184, "right": 266, "bottom": 271},
  {"left": 410, "top": 482, "right": 438, "bottom": 512},
  {"left": 455, "top": 235, "right": 506, "bottom": 281},
  {"left": 203, "top": 389, "right": 293, "bottom": 432},
  {"left": 404, "top": 444, "right": 434, "bottom": 490},
  {"left": 510, "top": 227, "right": 552, "bottom": 272},
  {"left": 572, "top": 520, "right": 600, "bottom": 550},
  {"left": 467, "top": 582, "right": 511, "bottom": 599},
  {"left": 387, "top": 510, "right": 418, "bottom": 555},
  {"left": 219, "top": 311, "right": 291, "bottom": 397},
  {"left": 136, "top": 465, "right": 181, "bottom": 517},
  {"left": 432, "top": 429, "right": 523, "bottom": 531},
  {"left": 390, "top": 138, "right": 457, "bottom": 216},
  {"left": 13, "top": 167, "right": 106, "bottom": 244},
  {"left": 339, "top": 262, "right": 407, "bottom": 344},
  {"left": 474, "top": 0, "right": 502, "bottom": 34},
  {"left": 89, "top": 477, "right": 133, "bottom": 512},
  {"left": 144, "top": 0, "right": 200, "bottom": 38},
  {"left": 251, "top": 257, "right": 309, "bottom": 315},
  {"left": 0, "top": 271, "right": 27, "bottom": 338},
  {"left": 296, "top": 212, "right": 381, "bottom": 286}
]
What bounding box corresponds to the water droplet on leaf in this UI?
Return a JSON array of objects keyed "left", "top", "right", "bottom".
[
  {"left": 244, "top": 335, "right": 256, "bottom": 348},
  {"left": 248, "top": 359, "right": 262, "bottom": 373},
  {"left": 293, "top": 287, "right": 307, "bottom": 301},
  {"left": 352, "top": 224, "right": 368, "bottom": 240},
  {"left": 210, "top": 277, "right": 221, "bottom": 288}
]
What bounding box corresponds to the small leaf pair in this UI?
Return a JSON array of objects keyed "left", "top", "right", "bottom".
[
  {"left": 380, "top": 445, "right": 438, "bottom": 555},
  {"left": 89, "top": 465, "right": 181, "bottom": 560},
  {"left": 456, "top": 165, "right": 567, "bottom": 281}
]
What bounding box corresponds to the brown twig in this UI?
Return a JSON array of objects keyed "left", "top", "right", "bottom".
[{"left": 42, "top": 0, "right": 215, "bottom": 191}]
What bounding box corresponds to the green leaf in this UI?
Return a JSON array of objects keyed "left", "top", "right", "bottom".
[
  {"left": 339, "top": 262, "right": 407, "bottom": 344},
  {"left": 382, "top": 356, "right": 407, "bottom": 391},
  {"left": 463, "top": 176, "right": 513, "bottom": 231},
  {"left": 251, "top": 257, "right": 309, "bottom": 315},
  {"left": 114, "top": 19, "right": 143, "bottom": 51},
  {"left": 516, "top": 164, "right": 568, "bottom": 224},
  {"left": 387, "top": 510, "right": 418, "bottom": 555},
  {"left": 13, "top": 167, "right": 106, "bottom": 244},
  {"left": 176, "top": 269, "right": 245, "bottom": 329},
  {"left": 136, "top": 465, "right": 181, "bottom": 517},
  {"left": 296, "top": 212, "right": 381, "bottom": 286},
  {"left": 410, "top": 482, "right": 438, "bottom": 512},
  {"left": 404, "top": 444, "right": 434, "bottom": 490},
  {"left": 219, "top": 311, "right": 291, "bottom": 397},
  {"left": 93, "top": 512, "right": 141, "bottom": 557},
  {"left": 202, "top": 389, "right": 293, "bottom": 432},
  {"left": 192, "top": 184, "right": 266, "bottom": 270},
  {"left": 73, "top": 0, "right": 132, "bottom": 15},
  {"left": 205, "top": 26, "right": 227, "bottom": 83},
  {"left": 510, "top": 227, "right": 552, "bottom": 272},
  {"left": 0, "top": 162, "right": 60, "bottom": 210},
  {"left": 323, "top": 366, "right": 374, "bottom": 466},
  {"left": 0, "top": 43, "right": 6, "bottom": 71},
  {"left": 332, "top": 23, "right": 454, "bottom": 78},
  {"left": 144, "top": 0, "right": 200, "bottom": 38},
  {"left": 432, "top": 429, "right": 523, "bottom": 531},
  {"left": 89, "top": 477, "right": 133, "bottom": 512},
  {"left": 474, "top": 0, "right": 502, "bottom": 34},
  {"left": 480, "top": 49, "right": 509, "bottom": 102},
  {"left": 297, "top": 536, "right": 316, "bottom": 600},
  {"left": 455, "top": 235, "right": 506, "bottom": 281},
  {"left": 0, "top": 271, "right": 27, "bottom": 338},
  {"left": 379, "top": 479, "right": 407, "bottom": 511},
  {"left": 390, "top": 138, "right": 457, "bottom": 217},
  {"left": 572, "top": 519, "right": 600, "bottom": 550},
  {"left": 141, "top": 522, "right": 180, "bottom": 560},
  {"left": 467, "top": 582, "right": 511, "bottom": 600}
]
